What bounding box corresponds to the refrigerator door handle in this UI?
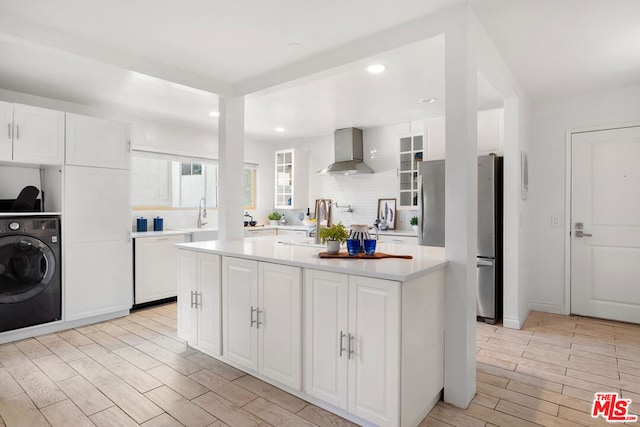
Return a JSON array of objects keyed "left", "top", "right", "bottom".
[
  {"left": 418, "top": 175, "right": 424, "bottom": 245},
  {"left": 477, "top": 258, "right": 494, "bottom": 267}
]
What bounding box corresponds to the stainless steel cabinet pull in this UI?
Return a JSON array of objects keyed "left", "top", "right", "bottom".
[
  {"left": 348, "top": 333, "right": 354, "bottom": 359},
  {"left": 190, "top": 291, "right": 196, "bottom": 308},
  {"left": 339, "top": 331, "right": 347, "bottom": 357},
  {"left": 7, "top": 123, "right": 10, "bottom": 139},
  {"left": 196, "top": 292, "right": 202, "bottom": 308},
  {"left": 250, "top": 306, "right": 257, "bottom": 327},
  {"left": 15, "top": 124, "right": 19, "bottom": 140},
  {"left": 256, "top": 309, "right": 263, "bottom": 329}
]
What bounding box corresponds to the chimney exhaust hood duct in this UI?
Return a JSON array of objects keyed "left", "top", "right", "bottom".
[{"left": 317, "top": 127, "right": 374, "bottom": 175}]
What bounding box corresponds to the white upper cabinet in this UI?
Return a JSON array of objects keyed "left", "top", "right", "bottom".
[
  {"left": 0, "top": 101, "right": 64, "bottom": 165},
  {"left": 477, "top": 108, "right": 504, "bottom": 155},
  {"left": 274, "top": 148, "right": 308, "bottom": 209},
  {"left": 66, "top": 113, "right": 130, "bottom": 169},
  {"left": 423, "top": 108, "right": 504, "bottom": 161}
]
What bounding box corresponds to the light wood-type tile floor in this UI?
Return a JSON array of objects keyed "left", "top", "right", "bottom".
[{"left": 0, "top": 304, "right": 638, "bottom": 426}]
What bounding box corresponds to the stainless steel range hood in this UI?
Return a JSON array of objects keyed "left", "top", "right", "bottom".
[{"left": 317, "top": 128, "right": 374, "bottom": 175}]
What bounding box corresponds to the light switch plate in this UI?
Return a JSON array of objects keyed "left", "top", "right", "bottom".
[{"left": 551, "top": 215, "right": 561, "bottom": 227}]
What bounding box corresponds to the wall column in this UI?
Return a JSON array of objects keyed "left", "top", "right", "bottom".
[
  {"left": 443, "top": 8, "right": 478, "bottom": 408},
  {"left": 218, "top": 96, "right": 245, "bottom": 240}
]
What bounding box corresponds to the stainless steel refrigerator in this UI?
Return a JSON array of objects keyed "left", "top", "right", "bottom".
[{"left": 417, "top": 154, "right": 503, "bottom": 324}]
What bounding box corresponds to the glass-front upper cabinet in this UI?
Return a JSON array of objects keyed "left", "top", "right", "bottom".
[
  {"left": 274, "top": 148, "right": 308, "bottom": 209},
  {"left": 275, "top": 149, "right": 294, "bottom": 208},
  {"left": 398, "top": 135, "right": 423, "bottom": 208}
]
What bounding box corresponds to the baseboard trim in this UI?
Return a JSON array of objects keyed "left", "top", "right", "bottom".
[
  {"left": 529, "top": 301, "right": 569, "bottom": 316},
  {"left": 0, "top": 309, "right": 130, "bottom": 345}
]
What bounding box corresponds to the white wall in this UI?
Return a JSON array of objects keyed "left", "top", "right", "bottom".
[
  {"left": 0, "top": 166, "right": 41, "bottom": 200},
  {"left": 526, "top": 85, "right": 640, "bottom": 313}
]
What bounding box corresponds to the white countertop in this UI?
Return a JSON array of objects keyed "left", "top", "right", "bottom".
[
  {"left": 375, "top": 229, "right": 418, "bottom": 237},
  {"left": 244, "top": 224, "right": 311, "bottom": 231},
  {"left": 176, "top": 235, "right": 446, "bottom": 282},
  {"left": 132, "top": 230, "right": 193, "bottom": 238},
  {"left": 0, "top": 212, "right": 61, "bottom": 217}
]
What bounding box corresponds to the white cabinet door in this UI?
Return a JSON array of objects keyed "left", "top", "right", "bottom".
[
  {"left": 177, "top": 251, "right": 222, "bottom": 356},
  {"left": 222, "top": 257, "right": 258, "bottom": 372},
  {"left": 0, "top": 101, "right": 12, "bottom": 161},
  {"left": 259, "top": 262, "right": 301, "bottom": 389},
  {"left": 274, "top": 148, "right": 308, "bottom": 209},
  {"left": 348, "top": 275, "right": 400, "bottom": 427},
  {"left": 304, "top": 269, "right": 349, "bottom": 409},
  {"left": 198, "top": 253, "right": 222, "bottom": 356},
  {"left": 135, "top": 234, "right": 187, "bottom": 304},
  {"left": 66, "top": 113, "right": 130, "bottom": 169},
  {"left": 477, "top": 108, "right": 504, "bottom": 155},
  {"left": 177, "top": 250, "right": 198, "bottom": 344},
  {"left": 64, "top": 165, "right": 132, "bottom": 320},
  {"left": 12, "top": 104, "right": 64, "bottom": 165}
]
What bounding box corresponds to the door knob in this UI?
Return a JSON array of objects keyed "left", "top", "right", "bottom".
[{"left": 575, "top": 230, "right": 592, "bottom": 238}]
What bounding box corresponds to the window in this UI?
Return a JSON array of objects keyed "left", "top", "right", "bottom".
[
  {"left": 181, "top": 162, "right": 202, "bottom": 176},
  {"left": 132, "top": 150, "right": 257, "bottom": 210}
]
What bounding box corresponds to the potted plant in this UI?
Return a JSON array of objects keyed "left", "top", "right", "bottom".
[
  {"left": 410, "top": 216, "right": 419, "bottom": 234},
  {"left": 268, "top": 212, "right": 282, "bottom": 226},
  {"left": 318, "top": 222, "right": 349, "bottom": 254}
]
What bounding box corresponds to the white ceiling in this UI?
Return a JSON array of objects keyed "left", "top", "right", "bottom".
[{"left": 0, "top": 0, "right": 638, "bottom": 141}]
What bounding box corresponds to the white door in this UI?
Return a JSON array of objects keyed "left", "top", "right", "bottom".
[
  {"left": 13, "top": 103, "right": 64, "bottom": 165},
  {"left": 198, "top": 253, "right": 222, "bottom": 356},
  {"left": 258, "top": 262, "right": 301, "bottom": 390},
  {"left": 66, "top": 113, "right": 130, "bottom": 169},
  {"left": 177, "top": 250, "right": 197, "bottom": 344},
  {"left": 304, "top": 269, "right": 349, "bottom": 409},
  {"left": 571, "top": 126, "right": 640, "bottom": 323},
  {"left": 0, "top": 101, "right": 12, "bottom": 160},
  {"left": 222, "top": 257, "right": 258, "bottom": 372},
  {"left": 348, "top": 275, "right": 400, "bottom": 427}
]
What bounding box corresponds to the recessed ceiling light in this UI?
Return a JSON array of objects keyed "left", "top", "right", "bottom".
[
  {"left": 419, "top": 98, "right": 438, "bottom": 104},
  {"left": 209, "top": 111, "right": 220, "bottom": 117},
  {"left": 367, "top": 64, "right": 386, "bottom": 74},
  {"left": 275, "top": 127, "right": 285, "bottom": 132}
]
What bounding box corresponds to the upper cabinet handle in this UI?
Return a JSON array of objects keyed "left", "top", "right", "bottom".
[
  {"left": 7, "top": 123, "right": 10, "bottom": 139},
  {"left": 15, "top": 124, "right": 20, "bottom": 140}
]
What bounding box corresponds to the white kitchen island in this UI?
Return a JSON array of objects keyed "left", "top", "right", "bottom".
[{"left": 176, "top": 236, "right": 447, "bottom": 427}]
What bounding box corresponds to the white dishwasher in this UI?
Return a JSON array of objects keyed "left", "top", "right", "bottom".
[{"left": 133, "top": 233, "right": 190, "bottom": 306}]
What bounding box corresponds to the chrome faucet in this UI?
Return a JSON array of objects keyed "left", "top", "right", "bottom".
[
  {"left": 314, "top": 199, "right": 327, "bottom": 244},
  {"left": 314, "top": 198, "right": 339, "bottom": 244},
  {"left": 197, "top": 197, "right": 207, "bottom": 228}
]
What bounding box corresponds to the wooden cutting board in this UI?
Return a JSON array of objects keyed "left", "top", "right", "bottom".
[{"left": 318, "top": 251, "right": 412, "bottom": 259}]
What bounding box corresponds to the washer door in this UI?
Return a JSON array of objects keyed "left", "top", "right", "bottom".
[{"left": 0, "top": 235, "right": 56, "bottom": 303}]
